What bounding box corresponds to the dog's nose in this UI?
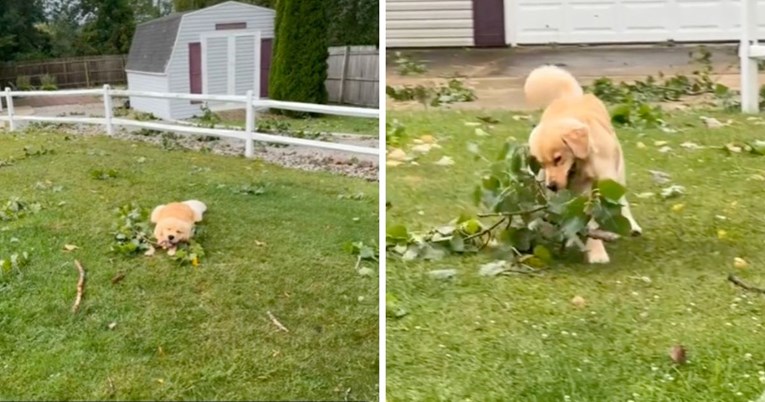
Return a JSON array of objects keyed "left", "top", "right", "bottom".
[
  {"left": 168, "top": 235, "right": 175, "bottom": 241},
  {"left": 546, "top": 183, "right": 558, "bottom": 192}
]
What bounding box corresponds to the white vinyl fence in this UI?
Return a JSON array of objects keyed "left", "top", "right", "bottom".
[{"left": 0, "top": 86, "right": 379, "bottom": 157}]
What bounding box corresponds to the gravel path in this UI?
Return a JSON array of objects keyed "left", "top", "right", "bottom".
[{"left": 9, "top": 102, "right": 379, "bottom": 181}]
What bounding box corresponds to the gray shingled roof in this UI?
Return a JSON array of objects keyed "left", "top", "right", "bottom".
[{"left": 126, "top": 13, "right": 185, "bottom": 73}]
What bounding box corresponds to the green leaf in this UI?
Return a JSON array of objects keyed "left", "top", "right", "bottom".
[
  {"left": 597, "top": 179, "right": 626, "bottom": 203},
  {"left": 533, "top": 245, "right": 552, "bottom": 263},
  {"left": 386, "top": 224, "right": 410, "bottom": 243},
  {"left": 593, "top": 203, "right": 631, "bottom": 235},
  {"left": 460, "top": 219, "right": 482, "bottom": 235}
]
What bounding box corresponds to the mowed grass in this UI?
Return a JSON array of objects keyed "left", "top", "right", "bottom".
[
  {"left": 0, "top": 130, "right": 378, "bottom": 400},
  {"left": 386, "top": 109, "right": 765, "bottom": 401}
]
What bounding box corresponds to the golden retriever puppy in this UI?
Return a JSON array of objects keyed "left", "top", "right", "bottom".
[
  {"left": 524, "top": 65, "right": 641, "bottom": 264},
  {"left": 150, "top": 200, "right": 206, "bottom": 256}
]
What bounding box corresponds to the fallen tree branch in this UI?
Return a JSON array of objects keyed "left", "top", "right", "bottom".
[
  {"left": 728, "top": 274, "right": 765, "bottom": 294},
  {"left": 72, "top": 260, "right": 86, "bottom": 313},
  {"left": 477, "top": 206, "right": 547, "bottom": 218},
  {"left": 464, "top": 217, "right": 507, "bottom": 241},
  {"left": 586, "top": 229, "right": 621, "bottom": 242},
  {"left": 267, "top": 310, "right": 289, "bottom": 332}
]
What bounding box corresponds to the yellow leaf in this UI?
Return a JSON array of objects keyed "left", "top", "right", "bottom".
[
  {"left": 717, "top": 230, "right": 727, "bottom": 239},
  {"left": 672, "top": 203, "right": 685, "bottom": 212},
  {"left": 636, "top": 142, "right": 647, "bottom": 149},
  {"left": 63, "top": 244, "right": 78, "bottom": 252},
  {"left": 571, "top": 295, "right": 586, "bottom": 308},
  {"left": 734, "top": 257, "right": 749, "bottom": 269},
  {"left": 191, "top": 257, "right": 199, "bottom": 267},
  {"left": 419, "top": 135, "right": 436, "bottom": 144}
]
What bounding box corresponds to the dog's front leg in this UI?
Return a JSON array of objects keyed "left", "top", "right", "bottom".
[
  {"left": 167, "top": 246, "right": 177, "bottom": 256},
  {"left": 585, "top": 219, "right": 610, "bottom": 264},
  {"left": 619, "top": 196, "right": 642, "bottom": 236}
]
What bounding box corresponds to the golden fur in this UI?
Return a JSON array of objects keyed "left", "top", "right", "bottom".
[
  {"left": 150, "top": 200, "right": 206, "bottom": 255},
  {"left": 524, "top": 65, "right": 641, "bottom": 264}
]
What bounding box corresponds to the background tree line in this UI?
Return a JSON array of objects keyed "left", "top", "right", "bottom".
[{"left": 0, "top": 0, "right": 378, "bottom": 62}]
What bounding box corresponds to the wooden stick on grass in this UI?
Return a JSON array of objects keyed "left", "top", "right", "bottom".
[
  {"left": 267, "top": 310, "right": 289, "bottom": 332},
  {"left": 72, "top": 260, "right": 86, "bottom": 313},
  {"left": 728, "top": 274, "right": 765, "bottom": 294}
]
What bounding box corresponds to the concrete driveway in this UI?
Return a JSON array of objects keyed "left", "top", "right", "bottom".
[{"left": 386, "top": 44, "right": 754, "bottom": 111}]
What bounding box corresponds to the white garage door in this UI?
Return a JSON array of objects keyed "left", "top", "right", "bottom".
[{"left": 509, "top": 0, "right": 765, "bottom": 45}]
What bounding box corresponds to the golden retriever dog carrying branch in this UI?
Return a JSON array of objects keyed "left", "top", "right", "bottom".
[
  {"left": 524, "top": 65, "right": 642, "bottom": 264},
  {"left": 151, "top": 200, "right": 206, "bottom": 256}
]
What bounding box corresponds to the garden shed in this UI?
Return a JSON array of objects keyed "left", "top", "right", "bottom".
[{"left": 125, "top": 1, "right": 275, "bottom": 120}]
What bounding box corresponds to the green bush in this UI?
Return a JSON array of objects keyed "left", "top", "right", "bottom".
[
  {"left": 15, "top": 76, "right": 34, "bottom": 91},
  {"left": 269, "top": 0, "right": 329, "bottom": 114},
  {"left": 39, "top": 74, "right": 58, "bottom": 91}
]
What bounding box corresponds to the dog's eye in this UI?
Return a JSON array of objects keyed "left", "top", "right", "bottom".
[
  {"left": 176, "top": 230, "right": 181, "bottom": 234},
  {"left": 553, "top": 156, "right": 562, "bottom": 165}
]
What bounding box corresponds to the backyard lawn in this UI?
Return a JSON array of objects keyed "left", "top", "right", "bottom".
[
  {"left": 0, "top": 129, "right": 379, "bottom": 400},
  {"left": 386, "top": 109, "right": 765, "bottom": 401}
]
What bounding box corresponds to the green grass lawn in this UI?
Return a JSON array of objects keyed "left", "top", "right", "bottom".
[
  {"left": 386, "top": 109, "right": 765, "bottom": 401},
  {"left": 0, "top": 129, "right": 379, "bottom": 400}
]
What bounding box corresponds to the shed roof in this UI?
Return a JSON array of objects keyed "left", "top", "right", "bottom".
[{"left": 125, "top": 13, "right": 185, "bottom": 73}]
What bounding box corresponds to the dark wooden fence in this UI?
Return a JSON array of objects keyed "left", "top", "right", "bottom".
[{"left": 0, "top": 55, "right": 128, "bottom": 90}]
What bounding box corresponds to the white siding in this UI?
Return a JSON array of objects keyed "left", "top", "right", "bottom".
[
  {"left": 387, "top": 0, "right": 474, "bottom": 48},
  {"left": 165, "top": 1, "right": 275, "bottom": 119},
  {"left": 126, "top": 72, "right": 172, "bottom": 120}
]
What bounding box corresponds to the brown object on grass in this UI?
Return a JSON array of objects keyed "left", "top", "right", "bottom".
[
  {"left": 728, "top": 274, "right": 765, "bottom": 294},
  {"left": 72, "top": 260, "right": 86, "bottom": 313},
  {"left": 669, "top": 345, "right": 687, "bottom": 365},
  {"left": 267, "top": 310, "right": 290, "bottom": 332},
  {"left": 111, "top": 272, "right": 126, "bottom": 285}
]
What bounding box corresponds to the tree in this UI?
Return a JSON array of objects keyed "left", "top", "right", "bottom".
[
  {"left": 42, "top": 0, "right": 86, "bottom": 58},
  {"left": 327, "top": 0, "right": 378, "bottom": 47},
  {"left": 0, "top": 0, "right": 50, "bottom": 61},
  {"left": 79, "top": 0, "right": 136, "bottom": 54},
  {"left": 269, "top": 0, "right": 329, "bottom": 107}
]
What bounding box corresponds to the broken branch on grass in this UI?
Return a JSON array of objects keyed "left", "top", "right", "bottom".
[
  {"left": 72, "top": 260, "right": 86, "bottom": 313},
  {"left": 267, "top": 310, "right": 290, "bottom": 332},
  {"left": 477, "top": 205, "right": 547, "bottom": 218},
  {"left": 728, "top": 274, "right": 765, "bottom": 294},
  {"left": 464, "top": 217, "right": 508, "bottom": 241}
]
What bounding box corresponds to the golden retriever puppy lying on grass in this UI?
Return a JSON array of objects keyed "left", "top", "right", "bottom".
[
  {"left": 524, "top": 65, "right": 642, "bottom": 264},
  {"left": 151, "top": 200, "right": 206, "bottom": 256}
]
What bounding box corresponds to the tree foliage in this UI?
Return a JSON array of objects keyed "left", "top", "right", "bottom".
[
  {"left": 0, "top": 0, "right": 50, "bottom": 61},
  {"left": 269, "top": 0, "right": 329, "bottom": 107},
  {"left": 79, "top": 0, "right": 136, "bottom": 55}
]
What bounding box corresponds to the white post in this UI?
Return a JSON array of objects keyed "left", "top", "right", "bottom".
[
  {"left": 103, "top": 84, "right": 114, "bottom": 135},
  {"left": 244, "top": 89, "right": 255, "bottom": 158},
  {"left": 5, "top": 87, "right": 16, "bottom": 132},
  {"left": 741, "top": 0, "right": 760, "bottom": 113}
]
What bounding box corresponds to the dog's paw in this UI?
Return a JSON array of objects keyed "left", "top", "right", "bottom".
[
  {"left": 586, "top": 239, "right": 610, "bottom": 264},
  {"left": 167, "top": 247, "right": 177, "bottom": 256}
]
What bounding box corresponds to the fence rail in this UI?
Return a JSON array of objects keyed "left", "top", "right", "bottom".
[{"left": 0, "top": 87, "right": 379, "bottom": 157}]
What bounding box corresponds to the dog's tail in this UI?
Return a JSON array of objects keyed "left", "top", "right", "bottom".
[
  {"left": 523, "top": 65, "right": 583, "bottom": 109},
  {"left": 183, "top": 200, "right": 207, "bottom": 222}
]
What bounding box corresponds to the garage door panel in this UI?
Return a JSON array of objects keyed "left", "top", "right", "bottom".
[{"left": 512, "top": 0, "right": 765, "bottom": 44}]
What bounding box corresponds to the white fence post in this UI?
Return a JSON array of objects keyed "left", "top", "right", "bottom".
[
  {"left": 244, "top": 89, "right": 255, "bottom": 158},
  {"left": 103, "top": 84, "right": 114, "bottom": 135},
  {"left": 5, "top": 87, "right": 15, "bottom": 131}
]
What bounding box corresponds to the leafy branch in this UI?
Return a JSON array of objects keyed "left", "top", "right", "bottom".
[{"left": 386, "top": 142, "right": 633, "bottom": 267}]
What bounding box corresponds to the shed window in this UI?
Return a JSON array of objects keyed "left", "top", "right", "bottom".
[{"left": 215, "top": 22, "right": 247, "bottom": 30}]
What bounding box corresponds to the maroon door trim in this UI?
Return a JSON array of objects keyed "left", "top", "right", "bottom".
[
  {"left": 473, "top": 0, "right": 506, "bottom": 47},
  {"left": 260, "top": 38, "right": 273, "bottom": 98},
  {"left": 188, "top": 42, "right": 202, "bottom": 103}
]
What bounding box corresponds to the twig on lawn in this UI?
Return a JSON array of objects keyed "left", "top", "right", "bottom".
[
  {"left": 111, "top": 272, "right": 126, "bottom": 285},
  {"left": 728, "top": 274, "right": 765, "bottom": 294},
  {"left": 72, "top": 260, "right": 86, "bottom": 313},
  {"left": 267, "top": 310, "right": 289, "bottom": 332},
  {"left": 465, "top": 217, "right": 507, "bottom": 241}
]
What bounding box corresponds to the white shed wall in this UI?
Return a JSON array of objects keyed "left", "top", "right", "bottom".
[
  {"left": 126, "top": 72, "right": 172, "bottom": 120},
  {"left": 387, "top": 0, "right": 474, "bottom": 48},
  {"left": 166, "top": 2, "right": 275, "bottom": 119}
]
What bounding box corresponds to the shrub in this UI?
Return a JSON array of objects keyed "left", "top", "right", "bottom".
[
  {"left": 39, "top": 74, "right": 58, "bottom": 91},
  {"left": 15, "top": 76, "right": 34, "bottom": 91}
]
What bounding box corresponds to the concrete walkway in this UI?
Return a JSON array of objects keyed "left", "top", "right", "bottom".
[{"left": 386, "top": 44, "right": 755, "bottom": 111}]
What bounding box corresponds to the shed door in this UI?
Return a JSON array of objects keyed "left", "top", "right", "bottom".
[
  {"left": 205, "top": 36, "right": 230, "bottom": 95},
  {"left": 260, "top": 38, "right": 273, "bottom": 98},
  {"left": 473, "top": 0, "right": 505, "bottom": 47},
  {"left": 202, "top": 32, "right": 262, "bottom": 99},
  {"left": 188, "top": 42, "right": 202, "bottom": 94}
]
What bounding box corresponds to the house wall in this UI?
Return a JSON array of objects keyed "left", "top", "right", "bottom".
[
  {"left": 126, "top": 72, "right": 172, "bottom": 120},
  {"left": 386, "top": 0, "right": 474, "bottom": 48},
  {"left": 166, "top": 2, "right": 275, "bottom": 119}
]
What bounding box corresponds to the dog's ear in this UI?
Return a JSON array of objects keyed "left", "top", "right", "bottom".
[
  {"left": 150, "top": 205, "right": 164, "bottom": 223},
  {"left": 562, "top": 125, "right": 590, "bottom": 159}
]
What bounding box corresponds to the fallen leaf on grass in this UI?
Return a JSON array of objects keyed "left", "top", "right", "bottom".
[
  {"left": 700, "top": 116, "right": 724, "bottom": 128},
  {"left": 571, "top": 295, "right": 586, "bottom": 308},
  {"left": 464, "top": 122, "right": 481, "bottom": 127},
  {"left": 635, "top": 192, "right": 655, "bottom": 199},
  {"left": 672, "top": 203, "right": 685, "bottom": 212},
  {"left": 680, "top": 141, "right": 704, "bottom": 150},
  {"left": 717, "top": 229, "right": 728, "bottom": 239},
  {"left": 419, "top": 135, "right": 436, "bottom": 144},
  {"left": 474, "top": 128, "right": 490, "bottom": 137},
  {"left": 108, "top": 322, "right": 117, "bottom": 330},
  {"left": 649, "top": 170, "right": 672, "bottom": 184},
  {"left": 734, "top": 257, "right": 749, "bottom": 269},
  {"left": 255, "top": 240, "right": 267, "bottom": 247},
  {"left": 387, "top": 148, "right": 408, "bottom": 161},
  {"left": 358, "top": 267, "right": 374, "bottom": 277},
  {"left": 479, "top": 260, "right": 508, "bottom": 277},
  {"left": 636, "top": 142, "right": 647, "bottom": 149},
  {"left": 661, "top": 185, "right": 685, "bottom": 199},
  {"left": 669, "top": 345, "right": 687, "bottom": 364},
  {"left": 512, "top": 115, "right": 530, "bottom": 121},
  {"left": 386, "top": 160, "right": 403, "bottom": 167},
  {"left": 428, "top": 269, "right": 457, "bottom": 280},
  {"left": 658, "top": 146, "right": 673, "bottom": 153},
  {"left": 434, "top": 156, "right": 455, "bottom": 166},
  {"left": 724, "top": 143, "right": 743, "bottom": 153},
  {"left": 654, "top": 141, "right": 669, "bottom": 147},
  {"left": 410, "top": 144, "right": 433, "bottom": 154},
  {"left": 63, "top": 244, "right": 78, "bottom": 252}
]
